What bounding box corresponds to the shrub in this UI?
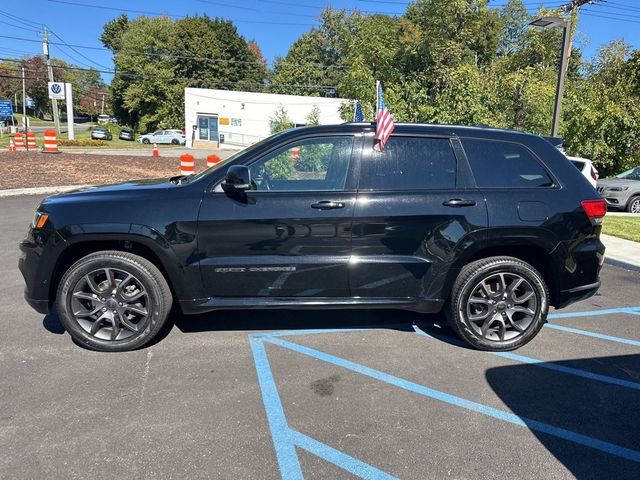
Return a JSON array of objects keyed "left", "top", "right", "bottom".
[{"left": 58, "top": 139, "right": 108, "bottom": 147}]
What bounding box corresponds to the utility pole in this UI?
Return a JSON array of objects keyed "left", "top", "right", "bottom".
[
  {"left": 43, "top": 27, "right": 61, "bottom": 135},
  {"left": 551, "top": 19, "right": 571, "bottom": 138},
  {"left": 21, "top": 67, "right": 26, "bottom": 121},
  {"left": 101, "top": 93, "right": 105, "bottom": 115}
]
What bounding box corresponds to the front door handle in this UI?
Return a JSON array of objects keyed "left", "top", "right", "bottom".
[
  {"left": 311, "top": 201, "right": 345, "bottom": 210},
  {"left": 443, "top": 198, "right": 477, "bottom": 207}
]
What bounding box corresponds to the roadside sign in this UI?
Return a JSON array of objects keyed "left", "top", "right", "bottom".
[
  {"left": 0, "top": 100, "right": 13, "bottom": 117},
  {"left": 48, "top": 82, "right": 66, "bottom": 100}
]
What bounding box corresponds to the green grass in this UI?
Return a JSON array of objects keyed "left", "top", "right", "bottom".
[
  {"left": 602, "top": 216, "right": 640, "bottom": 242},
  {"left": 0, "top": 124, "right": 180, "bottom": 150},
  {"left": 14, "top": 113, "right": 57, "bottom": 127}
]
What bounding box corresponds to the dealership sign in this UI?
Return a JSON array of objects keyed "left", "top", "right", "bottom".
[{"left": 48, "top": 82, "right": 66, "bottom": 100}]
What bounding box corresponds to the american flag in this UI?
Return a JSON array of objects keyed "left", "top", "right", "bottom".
[
  {"left": 374, "top": 80, "right": 394, "bottom": 150},
  {"left": 353, "top": 100, "right": 364, "bottom": 122}
]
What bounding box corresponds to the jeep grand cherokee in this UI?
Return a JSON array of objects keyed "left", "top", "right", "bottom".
[{"left": 19, "top": 124, "right": 606, "bottom": 352}]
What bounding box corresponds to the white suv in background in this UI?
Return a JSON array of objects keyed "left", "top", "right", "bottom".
[{"left": 567, "top": 156, "right": 598, "bottom": 188}]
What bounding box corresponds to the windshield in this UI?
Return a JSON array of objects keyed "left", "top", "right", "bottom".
[{"left": 615, "top": 167, "right": 640, "bottom": 180}]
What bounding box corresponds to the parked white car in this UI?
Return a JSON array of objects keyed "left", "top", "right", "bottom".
[
  {"left": 567, "top": 156, "right": 598, "bottom": 188},
  {"left": 138, "top": 129, "right": 186, "bottom": 145}
]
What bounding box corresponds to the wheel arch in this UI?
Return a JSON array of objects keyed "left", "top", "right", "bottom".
[
  {"left": 49, "top": 235, "right": 186, "bottom": 310},
  {"left": 445, "top": 241, "right": 560, "bottom": 307}
]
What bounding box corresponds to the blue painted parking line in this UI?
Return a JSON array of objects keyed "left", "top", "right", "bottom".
[
  {"left": 263, "top": 335, "right": 640, "bottom": 464},
  {"left": 412, "top": 325, "right": 640, "bottom": 391},
  {"left": 548, "top": 306, "right": 640, "bottom": 319},
  {"left": 544, "top": 323, "right": 640, "bottom": 347}
]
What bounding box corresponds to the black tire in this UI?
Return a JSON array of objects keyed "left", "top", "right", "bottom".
[
  {"left": 627, "top": 196, "right": 640, "bottom": 214},
  {"left": 447, "top": 256, "right": 549, "bottom": 351},
  {"left": 56, "top": 251, "right": 172, "bottom": 352},
  {"left": 171, "top": 138, "right": 179, "bottom": 145},
  {"left": 142, "top": 138, "right": 150, "bottom": 144}
]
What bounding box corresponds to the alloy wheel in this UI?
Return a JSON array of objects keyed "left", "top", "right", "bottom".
[
  {"left": 70, "top": 268, "right": 150, "bottom": 341},
  {"left": 464, "top": 272, "right": 538, "bottom": 342},
  {"left": 631, "top": 198, "right": 640, "bottom": 214}
]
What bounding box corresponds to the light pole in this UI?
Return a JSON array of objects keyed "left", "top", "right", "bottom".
[{"left": 529, "top": 16, "right": 571, "bottom": 137}]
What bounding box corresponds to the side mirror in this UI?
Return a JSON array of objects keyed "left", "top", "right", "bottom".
[{"left": 222, "top": 165, "right": 252, "bottom": 192}]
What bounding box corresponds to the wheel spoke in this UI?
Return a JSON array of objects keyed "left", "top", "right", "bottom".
[
  {"left": 480, "top": 315, "right": 496, "bottom": 337},
  {"left": 116, "top": 274, "right": 134, "bottom": 295},
  {"left": 85, "top": 274, "right": 103, "bottom": 294},
  {"left": 118, "top": 313, "right": 139, "bottom": 333},
  {"left": 511, "top": 306, "right": 535, "bottom": 316},
  {"left": 469, "top": 296, "right": 490, "bottom": 305},
  {"left": 514, "top": 290, "right": 534, "bottom": 304},
  {"left": 506, "top": 278, "right": 524, "bottom": 299},
  {"left": 505, "top": 311, "right": 525, "bottom": 332},
  {"left": 90, "top": 313, "right": 109, "bottom": 335},
  {"left": 126, "top": 305, "right": 148, "bottom": 316},
  {"left": 497, "top": 273, "right": 507, "bottom": 294},
  {"left": 75, "top": 305, "right": 102, "bottom": 318},
  {"left": 104, "top": 268, "right": 116, "bottom": 291},
  {"left": 73, "top": 291, "right": 96, "bottom": 302}
]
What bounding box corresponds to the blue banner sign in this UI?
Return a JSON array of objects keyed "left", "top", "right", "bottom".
[{"left": 0, "top": 100, "right": 14, "bottom": 117}]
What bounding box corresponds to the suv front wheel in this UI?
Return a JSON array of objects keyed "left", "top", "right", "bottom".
[
  {"left": 56, "top": 251, "right": 173, "bottom": 352},
  {"left": 448, "top": 256, "right": 549, "bottom": 351}
]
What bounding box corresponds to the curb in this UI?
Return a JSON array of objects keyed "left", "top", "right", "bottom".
[
  {"left": 0, "top": 185, "right": 93, "bottom": 198},
  {"left": 604, "top": 256, "right": 640, "bottom": 273}
]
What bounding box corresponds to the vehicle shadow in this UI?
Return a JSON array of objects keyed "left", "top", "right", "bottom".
[{"left": 485, "top": 354, "right": 640, "bottom": 479}]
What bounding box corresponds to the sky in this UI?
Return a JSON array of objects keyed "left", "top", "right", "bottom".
[{"left": 1, "top": 0, "right": 639, "bottom": 84}]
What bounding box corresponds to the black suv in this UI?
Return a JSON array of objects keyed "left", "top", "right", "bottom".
[{"left": 19, "top": 124, "right": 606, "bottom": 352}]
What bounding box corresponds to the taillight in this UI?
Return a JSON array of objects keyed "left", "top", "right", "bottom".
[
  {"left": 582, "top": 199, "right": 606, "bottom": 220},
  {"left": 591, "top": 168, "right": 598, "bottom": 180}
]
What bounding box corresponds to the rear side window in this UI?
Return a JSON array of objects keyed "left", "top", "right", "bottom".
[
  {"left": 364, "top": 137, "right": 456, "bottom": 190},
  {"left": 462, "top": 139, "right": 554, "bottom": 188}
]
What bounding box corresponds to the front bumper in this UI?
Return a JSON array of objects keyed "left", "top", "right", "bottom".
[{"left": 601, "top": 191, "right": 631, "bottom": 210}]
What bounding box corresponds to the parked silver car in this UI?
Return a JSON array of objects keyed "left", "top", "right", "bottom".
[
  {"left": 137, "top": 129, "right": 186, "bottom": 145},
  {"left": 596, "top": 167, "right": 640, "bottom": 213}
]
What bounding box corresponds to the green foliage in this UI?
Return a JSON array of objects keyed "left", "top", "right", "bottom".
[
  {"left": 270, "top": 105, "right": 294, "bottom": 133},
  {"left": 102, "top": 15, "right": 268, "bottom": 131}
]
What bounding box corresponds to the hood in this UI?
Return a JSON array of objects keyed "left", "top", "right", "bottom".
[
  {"left": 43, "top": 178, "right": 173, "bottom": 203},
  {"left": 597, "top": 178, "right": 639, "bottom": 187}
]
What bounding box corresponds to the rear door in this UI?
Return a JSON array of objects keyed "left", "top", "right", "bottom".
[
  {"left": 350, "top": 134, "right": 487, "bottom": 299},
  {"left": 197, "top": 134, "right": 360, "bottom": 298}
]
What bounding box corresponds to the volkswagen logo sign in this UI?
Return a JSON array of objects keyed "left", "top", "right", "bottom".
[{"left": 51, "top": 83, "right": 62, "bottom": 94}]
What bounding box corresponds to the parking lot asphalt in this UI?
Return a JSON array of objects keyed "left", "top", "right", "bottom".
[{"left": 1, "top": 195, "right": 639, "bottom": 480}]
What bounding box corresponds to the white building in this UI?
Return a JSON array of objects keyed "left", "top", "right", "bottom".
[{"left": 184, "top": 88, "right": 350, "bottom": 148}]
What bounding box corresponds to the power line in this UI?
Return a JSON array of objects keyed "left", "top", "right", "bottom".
[
  {"left": 581, "top": 10, "right": 640, "bottom": 23},
  {"left": 48, "top": 27, "right": 111, "bottom": 70},
  {"left": 45, "top": 0, "right": 316, "bottom": 26}
]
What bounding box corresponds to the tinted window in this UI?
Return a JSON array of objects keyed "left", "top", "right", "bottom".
[
  {"left": 462, "top": 139, "right": 553, "bottom": 188},
  {"left": 364, "top": 137, "right": 456, "bottom": 190},
  {"left": 249, "top": 136, "right": 353, "bottom": 192}
]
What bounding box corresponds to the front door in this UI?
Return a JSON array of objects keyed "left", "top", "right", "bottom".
[
  {"left": 197, "top": 134, "right": 359, "bottom": 298},
  {"left": 350, "top": 135, "right": 488, "bottom": 299}
]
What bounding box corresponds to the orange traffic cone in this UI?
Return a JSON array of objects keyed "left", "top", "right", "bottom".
[
  {"left": 152, "top": 143, "right": 159, "bottom": 157},
  {"left": 206, "top": 154, "right": 221, "bottom": 169},
  {"left": 42, "top": 130, "right": 60, "bottom": 154},
  {"left": 180, "top": 154, "right": 195, "bottom": 175},
  {"left": 8, "top": 138, "right": 16, "bottom": 152},
  {"left": 14, "top": 133, "right": 25, "bottom": 151}
]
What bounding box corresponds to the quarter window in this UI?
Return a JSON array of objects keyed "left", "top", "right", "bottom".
[
  {"left": 363, "top": 137, "right": 456, "bottom": 190},
  {"left": 462, "top": 139, "right": 554, "bottom": 188},
  {"left": 249, "top": 136, "right": 354, "bottom": 192}
]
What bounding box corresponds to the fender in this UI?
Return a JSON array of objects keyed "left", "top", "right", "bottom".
[{"left": 56, "top": 222, "right": 202, "bottom": 300}]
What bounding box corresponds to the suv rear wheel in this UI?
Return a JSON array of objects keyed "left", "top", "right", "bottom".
[
  {"left": 56, "top": 251, "right": 172, "bottom": 352},
  {"left": 448, "top": 256, "right": 548, "bottom": 351}
]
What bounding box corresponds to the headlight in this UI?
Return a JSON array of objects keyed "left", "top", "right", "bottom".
[
  {"left": 32, "top": 211, "right": 49, "bottom": 229},
  {"left": 606, "top": 186, "right": 629, "bottom": 192}
]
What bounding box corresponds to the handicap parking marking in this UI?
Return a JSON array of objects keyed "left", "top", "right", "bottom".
[
  {"left": 548, "top": 306, "right": 640, "bottom": 319},
  {"left": 250, "top": 312, "right": 640, "bottom": 478},
  {"left": 544, "top": 323, "right": 640, "bottom": 347},
  {"left": 412, "top": 324, "right": 640, "bottom": 391}
]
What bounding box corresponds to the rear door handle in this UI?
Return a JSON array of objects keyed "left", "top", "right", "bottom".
[
  {"left": 311, "top": 201, "right": 345, "bottom": 210},
  {"left": 443, "top": 198, "right": 477, "bottom": 207}
]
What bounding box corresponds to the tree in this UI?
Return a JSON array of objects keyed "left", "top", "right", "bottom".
[{"left": 103, "top": 15, "right": 268, "bottom": 131}]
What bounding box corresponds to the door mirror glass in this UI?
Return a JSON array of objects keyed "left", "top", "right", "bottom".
[{"left": 222, "top": 165, "right": 252, "bottom": 192}]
